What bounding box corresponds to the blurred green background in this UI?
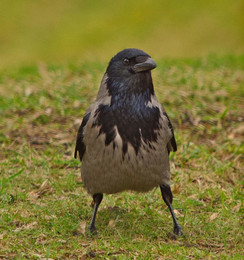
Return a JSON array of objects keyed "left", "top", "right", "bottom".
[{"left": 0, "top": 0, "right": 243, "bottom": 68}]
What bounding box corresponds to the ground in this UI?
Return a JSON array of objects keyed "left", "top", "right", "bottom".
[{"left": 0, "top": 55, "right": 243, "bottom": 259}]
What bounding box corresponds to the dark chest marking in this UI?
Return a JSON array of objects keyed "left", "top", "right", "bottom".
[{"left": 92, "top": 87, "right": 160, "bottom": 156}]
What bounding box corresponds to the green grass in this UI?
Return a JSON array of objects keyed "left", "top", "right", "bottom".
[{"left": 0, "top": 55, "right": 243, "bottom": 259}]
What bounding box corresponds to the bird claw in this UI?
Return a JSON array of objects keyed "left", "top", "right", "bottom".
[
  {"left": 173, "top": 225, "right": 183, "bottom": 236},
  {"left": 87, "top": 225, "right": 97, "bottom": 236}
]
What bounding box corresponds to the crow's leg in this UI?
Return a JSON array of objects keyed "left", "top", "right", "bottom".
[
  {"left": 88, "top": 193, "right": 103, "bottom": 234},
  {"left": 160, "top": 184, "right": 183, "bottom": 235}
]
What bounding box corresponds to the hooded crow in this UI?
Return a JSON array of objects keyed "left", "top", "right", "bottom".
[{"left": 74, "top": 48, "right": 182, "bottom": 235}]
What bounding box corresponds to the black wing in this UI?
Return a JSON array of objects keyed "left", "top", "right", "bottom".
[
  {"left": 74, "top": 112, "right": 91, "bottom": 161},
  {"left": 163, "top": 112, "right": 177, "bottom": 153}
]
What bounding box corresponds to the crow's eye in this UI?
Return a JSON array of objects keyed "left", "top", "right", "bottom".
[{"left": 123, "top": 58, "right": 130, "bottom": 65}]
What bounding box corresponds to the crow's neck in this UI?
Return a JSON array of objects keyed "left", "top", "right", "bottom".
[{"left": 107, "top": 73, "right": 154, "bottom": 106}]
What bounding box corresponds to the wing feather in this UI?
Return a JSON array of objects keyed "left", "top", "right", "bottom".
[
  {"left": 163, "top": 112, "right": 177, "bottom": 153},
  {"left": 74, "top": 112, "right": 91, "bottom": 161}
]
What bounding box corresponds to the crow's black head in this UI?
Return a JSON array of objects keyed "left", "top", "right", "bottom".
[{"left": 106, "top": 48, "right": 157, "bottom": 78}]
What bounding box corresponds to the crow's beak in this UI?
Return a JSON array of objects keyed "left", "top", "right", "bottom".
[{"left": 133, "top": 57, "right": 157, "bottom": 73}]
